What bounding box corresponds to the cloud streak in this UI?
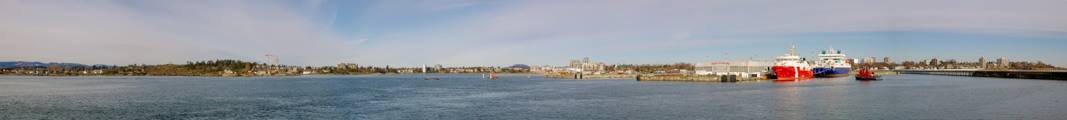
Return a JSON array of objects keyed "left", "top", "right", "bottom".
[
  {"left": 2, "top": 0, "right": 1065, "bottom": 67},
  {"left": 1, "top": 0, "right": 353, "bottom": 65}
]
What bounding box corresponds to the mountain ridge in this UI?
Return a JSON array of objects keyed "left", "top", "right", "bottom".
[{"left": 0, "top": 61, "right": 104, "bottom": 68}]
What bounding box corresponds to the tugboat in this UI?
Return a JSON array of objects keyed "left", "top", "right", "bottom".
[
  {"left": 772, "top": 45, "right": 814, "bottom": 80},
  {"left": 813, "top": 45, "right": 851, "bottom": 77},
  {"left": 855, "top": 67, "right": 882, "bottom": 80}
]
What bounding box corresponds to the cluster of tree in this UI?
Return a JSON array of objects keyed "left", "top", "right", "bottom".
[
  {"left": 184, "top": 59, "right": 259, "bottom": 72},
  {"left": 1008, "top": 61, "right": 1064, "bottom": 70},
  {"left": 1, "top": 59, "right": 270, "bottom": 76},
  {"left": 331, "top": 65, "right": 393, "bottom": 74}
]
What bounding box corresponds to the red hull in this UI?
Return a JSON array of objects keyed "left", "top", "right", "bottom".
[{"left": 773, "top": 66, "right": 813, "bottom": 79}]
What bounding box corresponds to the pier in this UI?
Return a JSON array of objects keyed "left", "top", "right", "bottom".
[
  {"left": 898, "top": 70, "right": 1067, "bottom": 80},
  {"left": 636, "top": 75, "right": 764, "bottom": 82},
  {"left": 544, "top": 74, "right": 637, "bottom": 79}
]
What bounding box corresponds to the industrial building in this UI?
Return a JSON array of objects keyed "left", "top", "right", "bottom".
[{"left": 694, "top": 61, "right": 774, "bottom": 78}]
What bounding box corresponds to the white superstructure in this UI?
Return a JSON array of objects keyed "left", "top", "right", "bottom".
[{"left": 816, "top": 46, "right": 851, "bottom": 69}]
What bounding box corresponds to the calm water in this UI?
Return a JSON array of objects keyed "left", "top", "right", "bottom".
[{"left": 1, "top": 74, "right": 1065, "bottom": 119}]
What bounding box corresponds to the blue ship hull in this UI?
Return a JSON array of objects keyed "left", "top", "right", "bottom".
[{"left": 814, "top": 67, "right": 851, "bottom": 77}]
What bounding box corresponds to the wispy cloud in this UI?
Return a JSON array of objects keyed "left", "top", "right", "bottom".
[
  {"left": 2, "top": 0, "right": 1065, "bottom": 67},
  {"left": 346, "top": 0, "right": 1067, "bottom": 66},
  {"left": 0, "top": 0, "right": 351, "bottom": 65}
]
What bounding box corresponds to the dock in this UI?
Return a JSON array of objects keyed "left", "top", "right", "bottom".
[
  {"left": 544, "top": 73, "right": 766, "bottom": 82},
  {"left": 544, "top": 74, "right": 637, "bottom": 79},
  {"left": 636, "top": 75, "right": 764, "bottom": 82}
]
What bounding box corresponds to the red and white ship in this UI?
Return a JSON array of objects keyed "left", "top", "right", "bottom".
[{"left": 772, "top": 45, "right": 814, "bottom": 80}]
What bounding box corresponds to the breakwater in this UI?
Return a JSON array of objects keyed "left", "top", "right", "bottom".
[{"left": 899, "top": 70, "right": 1067, "bottom": 80}]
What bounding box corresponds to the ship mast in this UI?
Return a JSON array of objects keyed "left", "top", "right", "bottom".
[
  {"left": 829, "top": 43, "right": 834, "bottom": 54},
  {"left": 790, "top": 45, "right": 795, "bottom": 56}
]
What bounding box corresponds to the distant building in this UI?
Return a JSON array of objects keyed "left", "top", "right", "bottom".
[
  {"left": 570, "top": 59, "right": 581, "bottom": 68},
  {"left": 338, "top": 63, "right": 358, "bottom": 69},
  {"left": 979, "top": 56, "right": 986, "bottom": 68},
  {"left": 695, "top": 61, "right": 773, "bottom": 78},
  {"left": 998, "top": 57, "right": 1010, "bottom": 68},
  {"left": 921, "top": 59, "right": 929, "bottom": 65},
  {"left": 582, "top": 57, "right": 590, "bottom": 64},
  {"left": 580, "top": 62, "right": 605, "bottom": 74},
  {"left": 422, "top": 64, "right": 427, "bottom": 73},
  {"left": 434, "top": 64, "right": 443, "bottom": 71},
  {"left": 530, "top": 65, "right": 542, "bottom": 73},
  {"left": 931, "top": 58, "right": 940, "bottom": 66},
  {"left": 863, "top": 57, "right": 875, "bottom": 64},
  {"left": 884, "top": 57, "right": 890, "bottom": 63}
]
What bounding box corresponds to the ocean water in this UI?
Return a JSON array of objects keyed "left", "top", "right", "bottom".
[{"left": 1, "top": 74, "right": 1065, "bottom": 119}]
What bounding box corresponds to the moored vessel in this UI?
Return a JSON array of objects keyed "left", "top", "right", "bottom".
[
  {"left": 772, "top": 45, "right": 814, "bottom": 80},
  {"left": 813, "top": 45, "right": 851, "bottom": 77},
  {"left": 855, "top": 68, "right": 882, "bottom": 80}
]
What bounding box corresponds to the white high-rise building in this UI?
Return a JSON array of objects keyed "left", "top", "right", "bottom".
[
  {"left": 979, "top": 56, "right": 986, "bottom": 68},
  {"left": 998, "top": 57, "right": 1010, "bottom": 68},
  {"left": 863, "top": 57, "right": 876, "bottom": 64}
]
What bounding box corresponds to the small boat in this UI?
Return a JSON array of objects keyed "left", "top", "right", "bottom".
[
  {"left": 855, "top": 75, "right": 882, "bottom": 80},
  {"left": 424, "top": 78, "right": 429, "bottom": 80},
  {"left": 434, "top": 78, "right": 440, "bottom": 80},
  {"left": 855, "top": 68, "right": 882, "bottom": 80}
]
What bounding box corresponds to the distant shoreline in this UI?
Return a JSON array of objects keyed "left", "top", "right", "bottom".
[{"left": 0, "top": 72, "right": 546, "bottom": 77}]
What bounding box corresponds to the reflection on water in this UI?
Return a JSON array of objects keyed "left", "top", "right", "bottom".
[
  {"left": 775, "top": 82, "right": 804, "bottom": 119},
  {"left": 1, "top": 74, "right": 1066, "bottom": 119}
]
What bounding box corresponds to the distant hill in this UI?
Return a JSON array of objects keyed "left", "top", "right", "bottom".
[
  {"left": 507, "top": 64, "right": 530, "bottom": 69},
  {"left": 0, "top": 61, "right": 95, "bottom": 68}
]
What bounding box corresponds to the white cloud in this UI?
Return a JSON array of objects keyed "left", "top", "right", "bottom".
[
  {"left": 2, "top": 0, "right": 1065, "bottom": 67},
  {"left": 347, "top": 0, "right": 1067, "bottom": 66},
  {"left": 0, "top": 0, "right": 354, "bottom": 66}
]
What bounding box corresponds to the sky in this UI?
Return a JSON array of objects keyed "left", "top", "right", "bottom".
[{"left": 2, "top": 0, "right": 1066, "bottom": 67}]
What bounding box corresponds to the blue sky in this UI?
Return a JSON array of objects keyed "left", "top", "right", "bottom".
[{"left": 2, "top": 0, "right": 1066, "bottom": 67}]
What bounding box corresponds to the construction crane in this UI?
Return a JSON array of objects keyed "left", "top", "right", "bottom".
[
  {"left": 265, "top": 53, "right": 279, "bottom": 65},
  {"left": 265, "top": 52, "right": 280, "bottom": 73},
  {"left": 17, "top": 61, "right": 32, "bottom": 73}
]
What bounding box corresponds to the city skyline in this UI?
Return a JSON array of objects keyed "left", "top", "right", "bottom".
[{"left": 2, "top": 0, "right": 1066, "bottom": 67}]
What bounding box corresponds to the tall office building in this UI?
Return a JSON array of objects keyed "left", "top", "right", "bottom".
[
  {"left": 979, "top": 56, "right": 986, "bottom": 68},
  {"left": 998, "top": 57, "right": 1010, "bottom": 68},
  {"left": 931, "top": 58, "right": 940, "bottom": 66}
]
